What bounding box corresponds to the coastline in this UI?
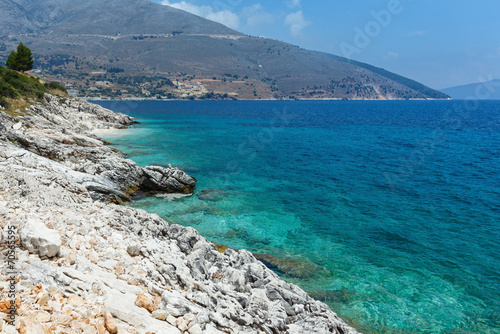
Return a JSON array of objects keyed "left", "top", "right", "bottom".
[
  {"left": 90, "top": 127, "right": 122, "bottom": 136},
  {"left": 89, "top": 97, "right": 452, "bottom": 102},
  {"left": 0, "top": 95, "right": 360, "bottom": 333}
]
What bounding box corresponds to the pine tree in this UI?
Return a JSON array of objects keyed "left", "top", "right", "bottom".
[
  {"left": 5, "top": 51, "right": 17, "bottom": 70},
  {"left": 6, "top": 43, "right": 34, "bottom": 72}
]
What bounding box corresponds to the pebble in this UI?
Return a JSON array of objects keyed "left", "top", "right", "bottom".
[
  {"left": 37, "top": 294, "right": 50, "bottom": 307},
  {"left": 104, "top": 311, "right": 118, "bottom": 334},
  {"left": 135, "top": 293, "right": 157, "bottom": 313}
]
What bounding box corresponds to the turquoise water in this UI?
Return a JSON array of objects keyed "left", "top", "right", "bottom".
[{"left": 96, "top": 100, "right": 500, "bottom": 334}]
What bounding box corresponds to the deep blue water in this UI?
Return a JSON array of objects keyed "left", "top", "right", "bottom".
[{"left": 95, "top": 100, "right": 500, "bottom": 334}]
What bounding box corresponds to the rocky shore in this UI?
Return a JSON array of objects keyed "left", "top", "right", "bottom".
[{"left": 0, "top": 95, "right": 360, "bottom": 334}]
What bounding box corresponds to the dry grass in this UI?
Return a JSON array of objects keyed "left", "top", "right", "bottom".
[
  {"left": 46, "top": 88, "right": 67, "bottom": 97},
  {"left": 1, "top": 97, "right": 32, "bottom": 117}
]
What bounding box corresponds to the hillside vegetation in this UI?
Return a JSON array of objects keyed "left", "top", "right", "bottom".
[{"left": 0, "top": 65, "right": 67, "bottom": 114}]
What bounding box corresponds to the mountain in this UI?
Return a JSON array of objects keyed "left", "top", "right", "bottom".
[
  {"left": 441, "top": 80, "right": 500, "bottom": 100},
  {"left": 0, "top": 0, "right": 449, "bottom": 100}
]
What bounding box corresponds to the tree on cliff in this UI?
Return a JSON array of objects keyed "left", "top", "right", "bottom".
[{"left": 6, "top": 43, "right": 34, "bottom": 72}]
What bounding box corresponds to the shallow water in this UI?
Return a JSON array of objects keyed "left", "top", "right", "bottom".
[{"left": 96, "top": 100, "right": 500, "bottom": 334}]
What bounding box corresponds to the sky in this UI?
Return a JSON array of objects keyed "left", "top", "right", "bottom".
[{"left": 152, "top": 0, "right": 500, "bottom": 90}]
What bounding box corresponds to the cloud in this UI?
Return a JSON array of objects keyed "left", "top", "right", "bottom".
[
  {"left": 287, "top": 0, "right": 301, "bottom": 8},
  {"left": 242, "top": 4, "right": 274, "bottom": 27},
  {"left": 206, "top": 11, "right": 240, "bottom": 29},
  {"left": 284, "top": 10, "right": 310, "bottom": 37},
  {"left": 384, "top": 52, "right": 400, "bottom": 60},
  {"left": 162, "top": 1, "right": 240, "bottom": 29}
]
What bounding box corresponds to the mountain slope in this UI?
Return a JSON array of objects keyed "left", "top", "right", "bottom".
[
  {"left": 0, "top": 0, "right": 448, "bottom": 100},
  {"left": 441, "top": 80, "right": 500, "bottom": 100}
]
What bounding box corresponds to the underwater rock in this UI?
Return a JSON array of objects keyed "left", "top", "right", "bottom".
[
  {"left": 309, "top": 289, "right": 352, "bottom": 304},
  {"left": 224, "top": 228, "right": 272, "bottom": 246},
  {"left": 254, "top": 253, "right": 320, "bottom": 279},
  {"left": 197, "top": 189, "right": 226, "bottom": 202},
  {"left": 170, "top": 205, "right": 220, "bottom": 216}
]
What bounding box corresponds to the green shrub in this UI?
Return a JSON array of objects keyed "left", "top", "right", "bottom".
[
  {"left": 44, "top": 82, "right": 68, "bottom": 93},
  {"left": 0, "top": 65, "right": 59, "bottom": 101},
  {"left": 0, "top": 81, "right": 17, "bottom": 98},
  {"left": 6, "top": 77, "right": 29, "bottom": 93},
  {"left": 34, "top": 90, "right": 45, "bottom": 99},
  {"left": 0, "top": 66, "right": 48, "bottom": 99},
  {"left": 0, "top": 98, "right": 10, "bottom": 109}
]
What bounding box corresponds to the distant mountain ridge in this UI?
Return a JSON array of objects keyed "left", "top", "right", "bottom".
[
  {"left": 441, "top": 80, "right": 500, "bottom": 100},
  {"left": 0, "top": 0, "right": 449, "bottom": 100}
]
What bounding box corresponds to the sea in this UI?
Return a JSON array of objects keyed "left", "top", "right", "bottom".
[{"left": 95, "top": 100, "right": 500, "bottom": 334}]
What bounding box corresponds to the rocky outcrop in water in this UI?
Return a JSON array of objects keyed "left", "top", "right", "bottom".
[
  {"left": 0, "top": 95, "right": 196, "bottom": 203},
  {"left": 142, "top": 165, "right": 197, "bottom": 194},
  {"left": 0, "top": 95, "right": 360, "bottom": 334}
]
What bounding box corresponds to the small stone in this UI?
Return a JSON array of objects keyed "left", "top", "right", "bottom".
[
  {"left": 88, "top": 252, "right": 99, "bottom": 264},
  {"left": 176, "top": 317, "right": 189, "bottom": 332},
  {"left": 126, "top": 244, "right": 141, "bottom": 257},
  {"left": 56, "top": 313, "right": 73, "bottom": 326},
  {"left": 166, "top": 314, "right": 177, "bottom": 326},
  {"left": 115, "top": 262, "right": 125, "bottom": 275},
  {"left": 68, "top": 295, "right": 85, "bottom": 307},
  {"left": 48, "top": 286, "right": 61, "bottom": 297},
  {"left": 18, "top": 250, "right": 30, "bottom": 262},
  {"left": 135, "top": 293, "right": 156, "bottom": 313},
  {"left": 18, "top": 316, "right": 49, "bottom": 334},
  {"left": 104, "top": 311, "right": 118, "bottom": 334},
  {"left": 184, "top": 313, "right": 196, "bottom": 322},
  {"left": 80, "top": 323, "right": 97, "bottom": 334},
  {"left": 37, "top": 294, "right": 50, "bottom": 307},
  {"left": 188, "top": 324, "right": 203, "bottom": 334},
  {"left": 0, "top": 300, "right": 14, "bottom": 314},
  {"left": 92, "top": 282, "right": 103, "bottom": 294},
  {"left": 99, "top": 259, "right": 118, "bottom": 271},
  {"left": 152, "top": 309, "right": 168, "bottom": 320},
  {"left": 126, "top": 276, "right": 141, "bottom": 286},
  {"left": 66, "top": 253, "right": 76, "bottom": 265},
  {"left": 34, "top": 311, "right": 51, "bottom": 323},
  {"left": 96, "top": 324, "right": 107, "bottom": 334}
]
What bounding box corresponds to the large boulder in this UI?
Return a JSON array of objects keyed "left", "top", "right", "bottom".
[
  {"left": 141, "top": 165, "right": 196, "bottom": 194},
  {"left": 20, "top": 219, "right": 61, "bottom": 258}
]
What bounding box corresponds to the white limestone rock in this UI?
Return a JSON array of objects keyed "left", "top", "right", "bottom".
[
  {"left": 104, "top": 288, "right": 181, "bottom": 334},
  {"left": 20, "top": 218, "right": 61, "bottom": 258},
  {"left": 142, "top": 165, "right": 197, "bottom": 194}
]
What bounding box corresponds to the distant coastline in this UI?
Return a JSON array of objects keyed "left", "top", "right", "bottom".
[{"left": 89, "top": 96, "right": 452, "bottom": 102}]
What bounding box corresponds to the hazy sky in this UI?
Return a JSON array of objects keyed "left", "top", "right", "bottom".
[{"left": 152, "top": 0, "right": 500, "bottom": 90}]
